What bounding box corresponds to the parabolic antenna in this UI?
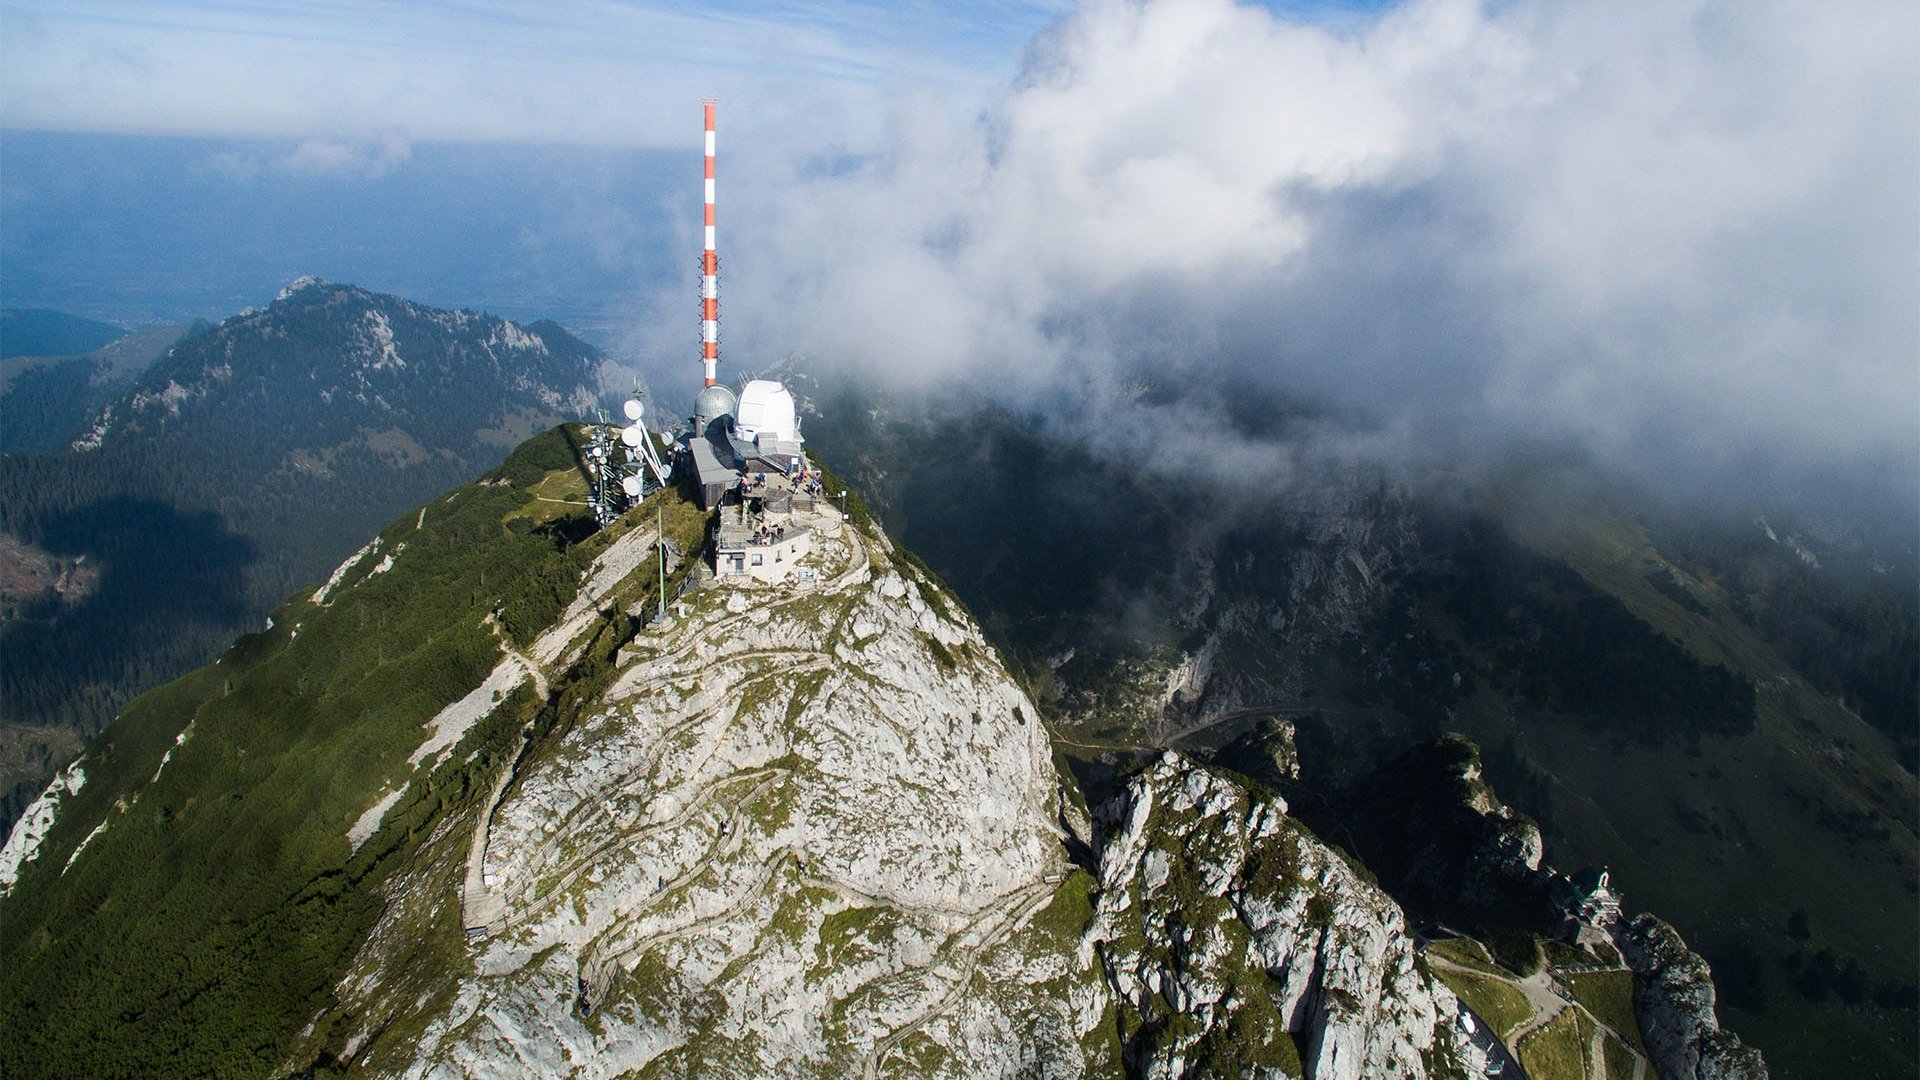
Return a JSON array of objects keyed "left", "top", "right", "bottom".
[
  {"left": 623, "top": 399, "right": 644, "bottom": 421},
  {"left": 621, "top": 475, "right": 644, "bottom": 497},
  {"left": 621, "top": 425, "right": 645, "bottom": 447}
]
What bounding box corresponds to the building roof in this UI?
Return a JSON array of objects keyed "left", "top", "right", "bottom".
[
  {"left": 735, "top": 379, "right": 801, "bottom": 444},
  {"left": 688, "top": 436, "right": 738, "bottom": 490}
]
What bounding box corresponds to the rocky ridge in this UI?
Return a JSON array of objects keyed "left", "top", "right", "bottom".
[
  {"left": 2, "top": 417, "right": 1732, "bottom": 1078},
  {"left": 328, "top": 509, "right": 1099, "bottom": 1077},
  {"left": 312, "top": 478, "right": 1488, "bottom": 1078},
  {"left": 1615, "top": 915, "right": 1768, "bottom": 1080},
  {"left": 1091, "top": 753, "right": 1484, "bottom": 1080}
]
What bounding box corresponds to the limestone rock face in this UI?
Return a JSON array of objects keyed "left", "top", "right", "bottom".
[
  {"left": 1087, "top": 753, "right": 1484, "bottom": 1080},
  {"left": 1615, "top": 914, "right": 1768, "bottom": 1080},
  {"left": 348, "top": 526, "right": 1101, "bottom": 1078},
  {"left": 319, "top": 513, "right": 1505, "bottom": 1079}
]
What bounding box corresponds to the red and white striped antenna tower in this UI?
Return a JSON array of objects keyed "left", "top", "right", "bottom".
[{"left": 700, "top": 98, "right": 720, "bottom": 387}]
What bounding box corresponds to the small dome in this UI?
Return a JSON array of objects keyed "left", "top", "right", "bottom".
[{"left": 693, "top": 383, "right": 738, "bottom": 438}]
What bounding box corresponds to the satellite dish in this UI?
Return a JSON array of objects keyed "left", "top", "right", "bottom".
[
  {"left": 623, "top": 399, "right": 644, "bottom": 421},
  {"left": 621, "top": 475, "right": 644, "bottom": 497},
  {"left": 621, "top": 425, "right": 644, "bottom": 447}
]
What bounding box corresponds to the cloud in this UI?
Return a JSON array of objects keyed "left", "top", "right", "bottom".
[
  {"left": 680, "top": 0, "right": 1917, "bottom": 512},
  {"left": 276, "top": 135, "right": 412, "bottom": 178},
  {"left": 209, "top": 134, "right": 413, "bottom": 181},
  {"left": 4, "top": 0, "right": 1911, "bottom": 513}
]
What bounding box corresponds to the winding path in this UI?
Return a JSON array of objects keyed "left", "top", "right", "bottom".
[{"left": 856, "top": 874, "right": 1065, "bottom": 1080}]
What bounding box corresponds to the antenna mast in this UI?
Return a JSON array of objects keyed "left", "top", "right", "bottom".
[
  {"left": 656, "top": 506, "right": 669, "bottom": 625},
  {"left": 701, "top": 99, "right": 720, "bottom": 387}
]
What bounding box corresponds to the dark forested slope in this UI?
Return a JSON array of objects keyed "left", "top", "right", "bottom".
[{"left": 798, "top": 376, "right": 1919, "bottom": 1080}]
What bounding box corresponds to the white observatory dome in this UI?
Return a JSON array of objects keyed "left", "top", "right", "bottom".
[{"left": 734, "top": 380, "right": 801, "bottom": 444}]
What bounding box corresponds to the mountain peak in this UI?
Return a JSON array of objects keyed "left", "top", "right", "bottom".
[{"left": 275, "top": 274, "right": 327, "bottom": 302}]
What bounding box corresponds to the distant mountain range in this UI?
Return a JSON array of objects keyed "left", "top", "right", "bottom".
[
  {"left": 0, "top": 279, "right": 607, "bottom": 834},
  {"left": 0, "top": 308, "right": 126, "bottom": 360}
]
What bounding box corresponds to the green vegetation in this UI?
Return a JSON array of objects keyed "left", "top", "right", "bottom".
[
  {"left": 1542, "top": 939, "right": 1599, "bottom": 969},
  {"left": 893, "top": 544, "right": 955, "bottom": 622},
  {"left": 1480, "top": 922, "right": 1544, "bottom": 977},
  {"left": 812, "top": 905, "right": 896, "bottom": 978},
  {"left": 802, "top": 448, "right": 873, "bottom": 530},
  {"left": 1426, "top": 937, "right": 1497, "bottom": 971},
  {"left": 804, "top": 380, "right": 1919, "bottom": 1078},
  {"left": 1210, "top": 990, "right": 1301, "bottom": 1078},
  {"left": 1031, "top": 869, "right": 1096, "bottom": 941},
  {"left": 1305, "top": 893, "right": 1336, "bottom": 928},
  {"left": 923, "top": 633, "right": 957, "bottom": 671},
  {"left": 0, "top": 426, "right": 693, "bottom": 1078},
  {"left": 1517, "top": 1008, "right": 1588, "bottom": 1080},
  {"left": 1362, "top": 512, "right": 1757, "bottom": 742},
  {"left": 1599, "top": 1032, "right": 1637, "bottom": 1079},
  {"left": 1563, "top": 970, "right": 1644, "bottom": 1052},
  {"left": 1430, "top": 964, "right": 1534, "bottom": 1042},
  {"left": 1644, "top": 564, "right": 1710, "bottom": 616},
  {"left": 1658, "top": 514, "right": 1919, "bottom": 769},
  {"left": 0, "top": 284, "right": 603, "bottom": 835}
]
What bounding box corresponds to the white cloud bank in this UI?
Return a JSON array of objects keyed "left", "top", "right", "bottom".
[{"left": 694, "top": 0, "right": 1916, "bottom": 507}]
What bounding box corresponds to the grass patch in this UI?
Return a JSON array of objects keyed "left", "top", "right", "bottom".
[
  {"left": 811, "top": 905, "right": 895, "bottom": 978},
  {"left": 1432, "top": 965, "right": 1534, "bottom": 1041},
  {"left": 1564, "top": 970, "right": 1645, "bottom": 1053},
  {"left": 1427, "top": 936, "right": 1498, "bottom": 972},
  {"left": 503, "top": 466, "right": 590, "bottom": 524},
  {"left": 924, "top": 633, "right": 956, "bottom": 672},
  {"left": 1480, "top": 923, "right": 1544, "bottom": 976},
  {"left": 1517, "top": 1008, "right": 1587, "bottom": 1080},
  {"left": 1031, "top": 870, "right": 1097, "bottom": 942},
  {"left": 1600, "top": 1032, "right": 1637, "bottom": 1080}
]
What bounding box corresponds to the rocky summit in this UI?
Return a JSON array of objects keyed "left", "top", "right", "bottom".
[
  {"left": 348, "top": 513, "right": 1085, "bottom": 1076},
  {"left": 305, "top": 445, "right": 1485, "bottom": 1078},
  {"left": 0, "top": 426, "right": 1761, "bottom": 1079}
]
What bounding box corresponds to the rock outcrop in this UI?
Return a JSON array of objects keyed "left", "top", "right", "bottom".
[
  {"left": 324, "top": 510, "right": 1497, "bottom": 1079},
  {"left": 1088, "top": 752, "right": 1485, "bottom": 1080},
  {"left": 1615, "top": 914, "right": 1768, "bottom": 1080},
  {"left": 1304, "top": 735, "right": 1545, "bottom": 917},
  {"left": 338, "top": 522, "right": 1102, "bottom": 1077}
]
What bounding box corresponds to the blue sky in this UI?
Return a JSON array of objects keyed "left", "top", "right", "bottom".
[
  {"left": 0, "top": 0, "right": 1401, "bottom": 328},
  {"left": 0, "top": 1, "right": 1079, "bottom": 326},
  {"left": 1, "top": 1, "right": 1067, "bottom": 145},
  {"left": 0, "top": 2, "right": 1396, "bottom": 143}
]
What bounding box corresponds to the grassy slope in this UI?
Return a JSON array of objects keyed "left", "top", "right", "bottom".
[
  {"left": 0, "top": 427, "right": 701, "bottom": 1078},
  {"left": 1491, "top": 504, "right": 1918, "bottom": 1079},
  {"left": 1517, "top": 1007, "right": 1589, "bottom": 1080},
  {"left": 1427, "top": 939, "right": 1536, "bottom": 1043},
  {"left": 1562, "top": 971, "right": 1643, "bottom": 1054}
]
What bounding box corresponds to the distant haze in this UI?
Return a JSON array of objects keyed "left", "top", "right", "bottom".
[{"left": 2, "top": 0, "right": 1913, "bottom": 517}]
